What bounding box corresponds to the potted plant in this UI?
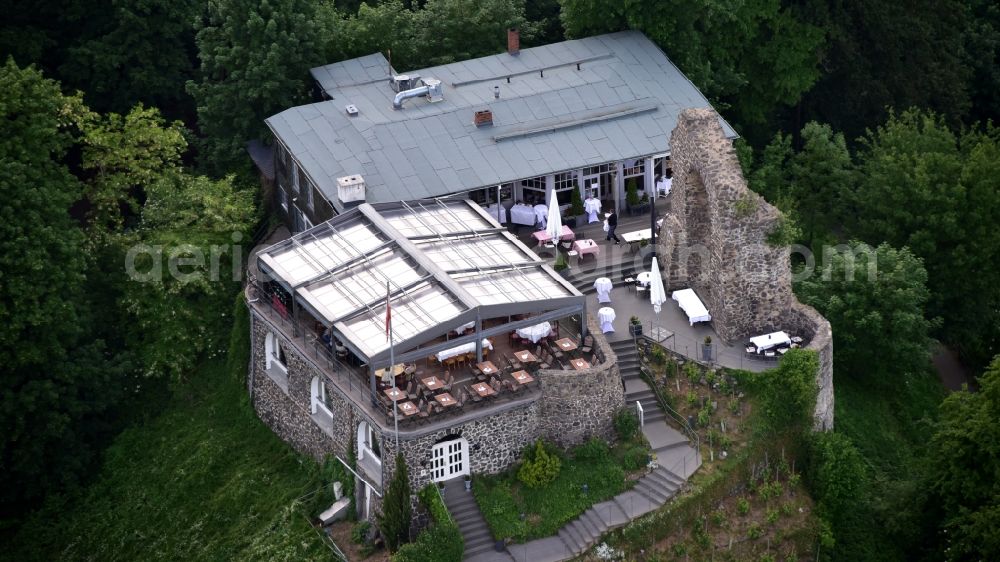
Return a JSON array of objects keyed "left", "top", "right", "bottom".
[
  {"left": 553, "top": 253, "right": 569, "bottom": 275},
  {"left": 702, "top": 336, "right": 713, "bottom": 361},
  {"left": 625, "top": 178, "right": 640, "bottom": 214},
  {"left": 629, "top": 315, "right": 643, "bottom": 336},
  {"left": 464, "top": 475, "right": 472, "bottom": 491},
  {"left": 569, "top": 188, "right": 585, "bottom": 226}
]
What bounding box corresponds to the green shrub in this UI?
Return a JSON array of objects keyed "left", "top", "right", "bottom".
[
  {"left": 351, "top": 520, "right": 371, "bottom": 544},
  {"left": 766, "top": 508, "right": 779, "bottom": 525},
  {"left": 518, "top": 440, "right": 561, "bottom": 488},
  {"left": 684, "top": 361, "right": 701, "bottom": 383},
  {"left": 626, "top": 177, "right": 640, "bottom": 207},
  {"left": 392, "top": 522, "right": 463, "bottom": 562},
  {"left": 697, "top": 406, "right": 711, "bottom": 427},
  {"left": 379, "top": 453, "right": 411, "bottom": 552},
  {"left": 687, "top": 390, "right": 699, "bottom": 406},
  {"left": 737, "top": 497, "right": 751, "bottom": 515},
  {"left": 570, "top": 186, "right": 585, "bottom": 216},
  {"left": 747, "top": 524, "right": 763, "bottom": 540},
  {"left": 417, "top": 485, "right": 452, "bottom": 526},
  {"left": 573, "top": 437, "right": 610, "bottom": 461},
  {"left": 613, "top": 408, "right": 639, "bottom": 441},
  {"left": 650, "top": 347, "right": 667, "bottom": 365},
  {"left": 621, "top": 447, "right": 648, "bottom": 471}
]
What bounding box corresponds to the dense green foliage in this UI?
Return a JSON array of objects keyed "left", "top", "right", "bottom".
[
  {"left": 924, "top": 357, "right": 1000, "bottom": 561},
  {"left": 517, "top": 439, "right": 562, "bottom": 488},
  {"left": 475, "top": 440, "right": 630, "bottom": 542},
  {"left": 797, "top": 242, "right": 937, "bottom": 386},
  {"left": 613, "top": 407, "right": 639, "bottom": 441},
  {"left": 394, "top": 486, "right": 463, "bottom": 562},
  {"left": 187, "top": 0, "right": 323, "bottom": 174},
  {"left": 380, "top": 453, "right": 412, "bottom": 552},
  {"left": 744, "top": 349, "right": 819, "bottom": 433}
]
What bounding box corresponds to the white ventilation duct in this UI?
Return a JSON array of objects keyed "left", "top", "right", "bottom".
[{"left": 392, "top": 78, "right": 444, "bottom": 110}]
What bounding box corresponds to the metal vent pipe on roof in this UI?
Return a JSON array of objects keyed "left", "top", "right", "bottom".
[
  {"left": 392, "top": 78, "right": 443, "bottom": 109},
  {"left": 494, "top": 85, "right": 499, "bottom": 99}
]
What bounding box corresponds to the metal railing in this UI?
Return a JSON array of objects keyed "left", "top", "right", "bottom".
[
  {"left": 634, "top": 334, "right": 702, "bottom": 456},
  {"left": 635, "top": 400, "right": 644, "bottom": 427}
]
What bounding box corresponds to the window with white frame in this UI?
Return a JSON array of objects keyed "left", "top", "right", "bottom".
[
  {"left": 304, "top": 177, "right": 314, "bottom": 211},
  {"left": 265, "top": 332, "right": 287, "bottom": 372},
  {"left": 277, "top": 186, "right": 289, "bottom": 212},
  {"left": 553, "top": 171, "right": 577, "bottom": 207},
  {"left": 310, "top": 376, "right": 333, "bottom": 417},
  {"left": 623, "top": 158, "right": 644, "bottom": 178},
  {"left": 519, "top": 175, "right": 546, "bottom": 204}
]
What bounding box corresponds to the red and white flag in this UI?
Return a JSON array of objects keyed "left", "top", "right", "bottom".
[{"left": 385, "top": 281, "right": 392, "bottom": 341}]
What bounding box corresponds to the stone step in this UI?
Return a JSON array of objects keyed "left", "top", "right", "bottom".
[
  {"left": 647, "top": 467, "right": 683, "bottom": 493},
  {"left": 573, "top": 517, "right": 596, "bottom": 544},
  {"left": 557, "top": 528, "right": 583, "bottom": 556},
  {"left": 584, "top": 508, "right": 608, "bottom": 536},
  {"left": 634, "top": 479, "right": 670, "bottom": 504}
]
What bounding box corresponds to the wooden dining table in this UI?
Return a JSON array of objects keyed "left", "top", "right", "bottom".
[
  {"left": 513, "top": 350, "right": 537, "bottom": 363},
  {"left": 421, "top": 376, "right": 444, "bottom": 391},
  {"left": 511, "top": 370, "right": 534, "bottom": 385},
  {"left": 569, "top": 358, "right": 591, "bottom": 370},
  {"left": 471, "top": 382, "right": 495, "bottom": 397},
  {"left": 383, "top": 387, "right": 407, "bottom": 401},
  {"left": 555, "top": 337, "right": 578, "bottom": 352},
  {"left": 434, "top": 392, "right": 458, "bottom": 407},
  {"left": 477, "top": 361, "right": 499, "bottom": 376},
  {"left": 397, "top": 401, "right": 418, "bottom": 416}
]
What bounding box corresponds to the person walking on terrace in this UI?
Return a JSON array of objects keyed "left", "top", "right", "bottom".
[{"left": 605, "top": 209, "right": 620, "bottom": 245}]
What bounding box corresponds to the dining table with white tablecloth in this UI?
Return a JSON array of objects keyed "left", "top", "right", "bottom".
[
  {"left": 509, "top": 204, "right": 536, "bottom": 226},
  {"left": 453, "top": 321, "right": 475, "bottom": 334},
  {"left": 515, "top": 321, "right": 552, "bottom": 343},
  {"left": 749, "top": 331, "right": 791, "bottom": 351},
  {"left": 533, "top": 204, "right": 549, "bottom": 229},
  {"left": 593, "top": 277, "right": 613, "bottom": 303},
  {"left": 436, "top": 339, "right": 493, "bottom": 362},
  {"left": 598, "top": 307, "right": 616, "bottom": 333},
  {"left": 484, "top": 203, "right": 507, "bottom": 224},
  {"left": 671, "top": 289, "right": 712, "bottom": 325},
  {"left": 584, "top": 198, "right": 602, "bottom": 223}
]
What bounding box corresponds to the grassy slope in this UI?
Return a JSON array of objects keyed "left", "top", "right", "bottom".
[
  {"left": 830, "top": 370, "right": 946, "bottom": 561},
  {"left": 8, "top": 312, "right": 332, "bottom": 561}
]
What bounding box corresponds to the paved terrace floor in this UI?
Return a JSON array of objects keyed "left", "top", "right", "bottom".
[{"left": 510, "top": 199, "right": 776, "bottom": 373}]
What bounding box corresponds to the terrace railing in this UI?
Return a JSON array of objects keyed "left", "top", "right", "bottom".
[{"left": 635, "top": 334, "right": 702, "bottom": 456}]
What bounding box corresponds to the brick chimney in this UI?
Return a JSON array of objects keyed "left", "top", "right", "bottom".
[
  {"left": 507, "top": 29, "right": 519, "bottom": 56},
  {"left": 474, "top": 109, "right": 493, "bottom": 127}
]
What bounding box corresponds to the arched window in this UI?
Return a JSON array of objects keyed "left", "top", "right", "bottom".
[
  {"left": 310, "top": 376, "right": 332, "bottom": 417},
  {"left": 265, "top": 332, "right": 287, "bottom": 372}
]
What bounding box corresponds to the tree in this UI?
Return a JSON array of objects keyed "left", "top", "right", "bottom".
[
  {"left": 121, "top": 172, "right": 255, "bottom": 380},
  {"left": 187, "top": 0, "right": 323, "bottom": 174},
  {"left": 559, "top": 0, "right": 824, "bottom": 134},
  {"left": 853, "top": 110, "right": 1000, "bottom": 369},
  {"left": 380, "top": 453, "right": 412, "bottom": 552},
  {"left": 57, "top": 0, "right": 199, "bottom": 118},
  {"left": 0, "top": 58, "right": 124, "bottom": 508},
  {"left": 79, "top": 105, "right": 188, "bottom": 238},
  {"left": 789, "top": 122, "right": 854, "bottom": 244},
  {"left": 796, "top": 0, "right": 971, "bottom": 140},
  {"left": 796, "top": 242, "right": 936, "bottom": 386},
  {"left": 751, "top": 348, "right": 818, "bottom": 432},
  {"left": 806, "top": 431, "right": 869, "bottom": 557},
  {"left": 925, "top": 356, "right": 1000, "bottom": 561}
]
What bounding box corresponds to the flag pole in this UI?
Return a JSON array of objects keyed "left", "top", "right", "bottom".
[{"left": 387, "top": 282, "right": 399, "bottom": 449}]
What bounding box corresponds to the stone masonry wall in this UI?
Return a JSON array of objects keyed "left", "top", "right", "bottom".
[
  {"left": 658, "top": 108, "right": 834, "bottom": 430},
  {"left": 536, "top": 314, "right": 624, "bottom": 446}
]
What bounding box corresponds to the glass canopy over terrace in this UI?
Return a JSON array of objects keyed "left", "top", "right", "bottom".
[{"left": 256, "top": 199, "right": 585, "bottom": 368}]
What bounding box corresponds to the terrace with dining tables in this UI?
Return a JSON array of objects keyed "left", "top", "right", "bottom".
[{"left": 249, "top": 198, "right": 604, "bottom": 433}]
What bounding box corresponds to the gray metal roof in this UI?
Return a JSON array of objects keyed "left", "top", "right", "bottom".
[{"left": 267, "top": 31, "right": 736, "bottom": 211}]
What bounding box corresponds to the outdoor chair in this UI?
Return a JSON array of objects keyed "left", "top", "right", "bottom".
[
  {"left": 469, "top": 387, "right": 483, "bottom": 403},
  {"left": 745, "top": 344, "right": 757, "bottom": 354},
  {"left": 549, "top": 345, "right": 564, "bottom": 360},
  {"left": 581, "top": 335, "right": 593, "bottom": 355},
  {"left": 406, "top": 380, "right": 419, "bottom": 401},
  {"left": 442, "top": 373, "right": 454, "bottom": 392},
  {"left": 417, "top": 400, "right": 430, "bottom": 423},
  {"left": 426, "top": 354, "right": 438, "bottom": 367}
]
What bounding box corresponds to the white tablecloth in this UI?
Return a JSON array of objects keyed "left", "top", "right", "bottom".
[
  {"left": 516, "top": 322, "right": 551, "bottom": 343},
  {"left": 750, "top": 331, "right": 790, "bottom": 351},
  {"left": 584, "top": 198, "right": 602, "bottom": 223},
  {"left": 436, "top": 339, "right": 493, "bottom": 362},
  {"left": 622, "top": 228, "right": 653, "bottom": 243},
  {"left": 656, "top": 177, "right": 672, "bottom": 197},
  {"left": 635, "top": 272, "right": 651, "bottom": 286},
  {"left": 598, "top": 307, "right": 616, "bottom": 333},
  {"left": 594, "top": 277, "right": 613, "bottom": 303},
  {"left": 510, "top": 205, "right": 536, "bottom": 226},
  {"left": 453, "top": 321, "right": 475, "bottom": 334},
  {"left": 484, "top": 204, "right": 507, "bottom": 224},
  {"left": 533, "top": 204, "right": 549, "bottom": 228},
  {"left": 671, "top": 289, "right": 712, "bottom": 325}
]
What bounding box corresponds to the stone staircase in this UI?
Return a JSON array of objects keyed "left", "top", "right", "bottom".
[
  {"left": 440, "top": 478, "right": 512, "bottom": 561},
  {"left": 561, "top": 263, "right": 640, "bottom": 297}
]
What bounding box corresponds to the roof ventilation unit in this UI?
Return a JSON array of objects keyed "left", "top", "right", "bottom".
[
  {"left": 391, "top": 74, "right": 420, "bottom": 93},
  {"left": 392, "top": 77, "right": 444, "bottom": 109},
  {"left": 336, "top": 174, "right": 366, "bottom": 204},
  {"left": 345, "top": 104, "right": 359, "bottom": 116}
]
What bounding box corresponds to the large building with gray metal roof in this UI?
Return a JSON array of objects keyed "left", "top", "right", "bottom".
[{"left": 257, "top": 30, "right": 735, "bottom": 232}]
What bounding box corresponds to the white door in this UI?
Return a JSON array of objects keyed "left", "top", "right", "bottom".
[{"left": 429, "top": 438, "right": 469, "bottom": 482}]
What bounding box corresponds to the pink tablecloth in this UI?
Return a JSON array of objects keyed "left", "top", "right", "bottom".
[
  {"left": 532, "top": 225, "right": 575, "bottom": 244},
  {"left": 572, "top": 239, "right": 600, "bottom": 258}
]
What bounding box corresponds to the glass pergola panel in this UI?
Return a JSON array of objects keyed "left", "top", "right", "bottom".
[
  {"left": 342, "top": 282, "right": 464, "bottom": 356},
  {"left": 453, "top": 267, "right": 573, "bottom": 305},
  {"left": 262, "top": 219, "right": 384, "bottom": 286},
  {"left": 383, "top": 203, "right": 492, "bottom": 238},
  {"left": 300, "top": 249, "right": 424, "bottom": 321},
  {"left": 415, "top": 234, "right": 536, "bottom": 271}
]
